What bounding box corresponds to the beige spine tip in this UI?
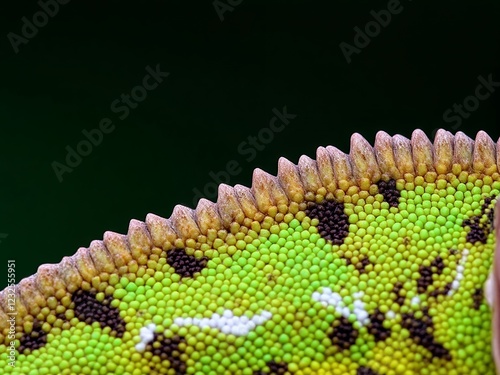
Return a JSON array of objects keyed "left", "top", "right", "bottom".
[
  {"left": 433, "top": 129, "right": 454, "bottom": 174},
  {"left": 145, "top": 213, "right": 177, "bottom": 250},
  {"left": 411, "top": 129, "right": 435, "bottom": 176},
  {"left": 251, "top": 168, "right": 288, "bottom": 213},
  {"left": 453, "top": 132, "right": 474, "bottom": 171},
  {"left": 169, "top": 205, "right": 200, "bottom": 241},
  {"left": 350, "top": 132, "right": 381, "bottom": 190},
  {"left": 297, "top": 155, "right": 323, "bottom": 197},
  {"left": 374, "top": 130, "right": 402, "bottom": 179},
  {"left": 473, "top": 131, "right": 497, "bottom": 175},
  {"left": 195, "top": 198, "right": 223, "bottom": 234},
  {"left": 277, "top": 157, "right": 304, "bottom": 203},
  {"left": 127, "top": 220, "right": 153, "bottom": 265},
  {"left": 234, "top": 184, "right": 261, "bottom": 222},
  {"left": 216, "top": 184, "right": 246, "bottom": 227}
]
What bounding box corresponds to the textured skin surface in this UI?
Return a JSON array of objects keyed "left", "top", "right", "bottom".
[{"left": 0, "top": 129, "right": 499, "bottom": 375}]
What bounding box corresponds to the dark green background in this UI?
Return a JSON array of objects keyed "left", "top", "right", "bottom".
[{"left": 0, "top": 1, "right": 499, "bottom": 289}]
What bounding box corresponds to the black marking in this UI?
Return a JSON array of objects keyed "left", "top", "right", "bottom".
[
  {"left": 18, "top": 320, "right": 47, "bottom": 353},
  {"left": 56, "top": 312, "right": 66, "bottom": 321},
  {"left": 392, "top": 282, "right": 406, "bottom": 306},
  {"left": 463, "top": 196, "right": 496, "bottom": 244},
  {"left": 357, "top": 257, "right": 371, "bottom": 273},
  {"left": 463, "top": 217, "right": 489, "bottom": 244},
  {"left": 71, "top": 289, "right": 125, "bottom": 337},
  {"left": 417, "top": 256, "right": 445, "bottom": 294},
  {"left": 166, "top": 248, "right": 208, "bottom": 278},
  {"left": 377, "top": 179, "right": 400, "bottom": 208},
  {"left": 401, "top": 312, "right": 451, "bottom": 360},
  {"left": 328, "top": 316, "right": 358, "bottom": 350},
  {"left": 473, "top": 287, "right": 483, "bottom": 310},
  {"left": 306, "top": 200, "right": 349, "bottom": 245},
  {"left": 429, "top": 283, "right": 452, "bottom": 298},
  {"left": 147, "top": 333, "right": 186, "bottom": 374},
  {"left": 368, "top": 309, "right": 391, "bottom": 342},
  {"left": 254, "top": 360, "right": 289, "bottom": 375},
  {"left": 357, "top": 367, "right": 380, "bottom": 375},
  {"left": 345, "top": 256, "right": 371, "bottom": 274}
]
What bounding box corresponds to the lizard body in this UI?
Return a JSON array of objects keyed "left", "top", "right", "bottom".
[{"left": 0, "top": 128, "right": 499, "bottom": 375}]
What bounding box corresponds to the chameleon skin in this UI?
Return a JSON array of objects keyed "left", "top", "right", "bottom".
[{"left": 0, "top": 129, "right": 499, "bottom": 375}]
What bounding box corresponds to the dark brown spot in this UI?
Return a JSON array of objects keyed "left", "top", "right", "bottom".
[
  {"left": 358, "top": 257, "right": 371, "bottom": 273},
  {"left": 368, "top": 309, "right": 391, "bottom": 342},
  {"left": 357, "top": 367, "right": 380, "bottom": 375},
  {"left": 166, "top": 248, "right": 208, "bottom": 278},
  {"left": 429, "top": 283, "right": 452, "bottom": 298},
  {"left": 71, "top": 289, "right": 125, "bottom": 337},
  {"left": 401, "top": 312, "right": 451, "bottom": 360},
  {"left": 18, "top": 320, "right": 47, "bottom": 354},
  {"left": 147, "top": 333, "right": 186, "bottom": 374},
  {"left": 306, "top": 200, "right": 349, "bottom": 245},
  {"left": 473, "top": 287, "right": 483, "bottom": 310},
  {"left": 254, "top": 360, "right": 289, "bottom": 375},
  {"left": 463, "top": 217, "right": 489, "bottom": 244},
  {"left": 463, "top": 195, "right": 497, "bottom": 244},
  {"left": 392, "top": 282, "right": 406, "bottom": 306},
  {"left": 417, "top": 256, "right": 445, "bottom": 294},
  {"left": 56, "top": 312, "right": 66, "bottom": 321},
  {"left": 345, "top": 256, "right": 371, "bottom": 273},
  {"left": 328, "top": 317, "right": 358, "bottom": 350},
  {"left": 377, "top": 179, "right": 400, "bottom": 208}
]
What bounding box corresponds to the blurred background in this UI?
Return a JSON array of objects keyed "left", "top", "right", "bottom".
[{"left": 0, "top": 1, "right": 498, "bottom": 288}]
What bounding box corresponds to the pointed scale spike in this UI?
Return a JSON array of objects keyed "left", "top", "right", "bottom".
[
  {"left": 453, "top": 131, "right": 474, "bottom": 173},
  {"left": 277, "top": 157, "right": 305, "bottom": 203},
  {"left": 411, "top": 129, "right": 435, "bottom": 177},
  {"left": 374, "top": 130, "right": 402, "bottom": 180},
  {"left": 103, "top": 232, "right": 133, "bottom": 269},
  {"left": 195, "top": 198, "right": 223, "bottom": 235},
  {"left": 315, "top": 146, "right": 337, "bottom": 194},
  {"left": 350, "top": 133, "right": 381, "bottom": 190},
  {"left": 127, "top": 220, "right": 153, "bottom": 265},
  {"left": 217, "top": 184, "right": 246, "bottom": 227},
  {"left": 433, "top": 129, "right": 454, "bottom": 175},
  {"left": 251, "top": 168, "right": 289, "bottom": 215},
  {"left": 145, "top": 213, "right": 177, "bottom": 251},
  {"left": 392, "top": 134, "right": 415, "bottom": 176},
  {"left": 35, "top": 263, "right": 67, "bottom": 299},
  {"left": 88, "top": 240, "right": 116, "bottom": 274},
  {"left": 18, "top": 277, "right": 46, "bottom": 314},
  {"left": 73, "top": 247, "right": 97, "bottom": 283},
  {"left": 233, "top": 184, "right": 262, "bottom": 223},
  {"left": 169, "top": 205, "right": 201, "bottom": 242},
  {"left": 473, "top": 130, "right": 497, "bottom": 175},
  {"left": 326, "top": 146, "right": 354, "bottom": 192},
  {"left": 297, "top": 154, "right": 324, "bottom": 199}
]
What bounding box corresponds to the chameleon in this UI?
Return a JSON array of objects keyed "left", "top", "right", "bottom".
[{"left": 0, "top": 128, "right": 499, "bottom": 375}]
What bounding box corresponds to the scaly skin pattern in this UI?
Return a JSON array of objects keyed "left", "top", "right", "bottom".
[{"left": 0, "top": 129, "right": 499, "bottom": 375}]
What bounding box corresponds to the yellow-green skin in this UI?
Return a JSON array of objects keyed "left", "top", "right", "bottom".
[{"left": 0, "top": 176, "right": 498, "bottom": 375}]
